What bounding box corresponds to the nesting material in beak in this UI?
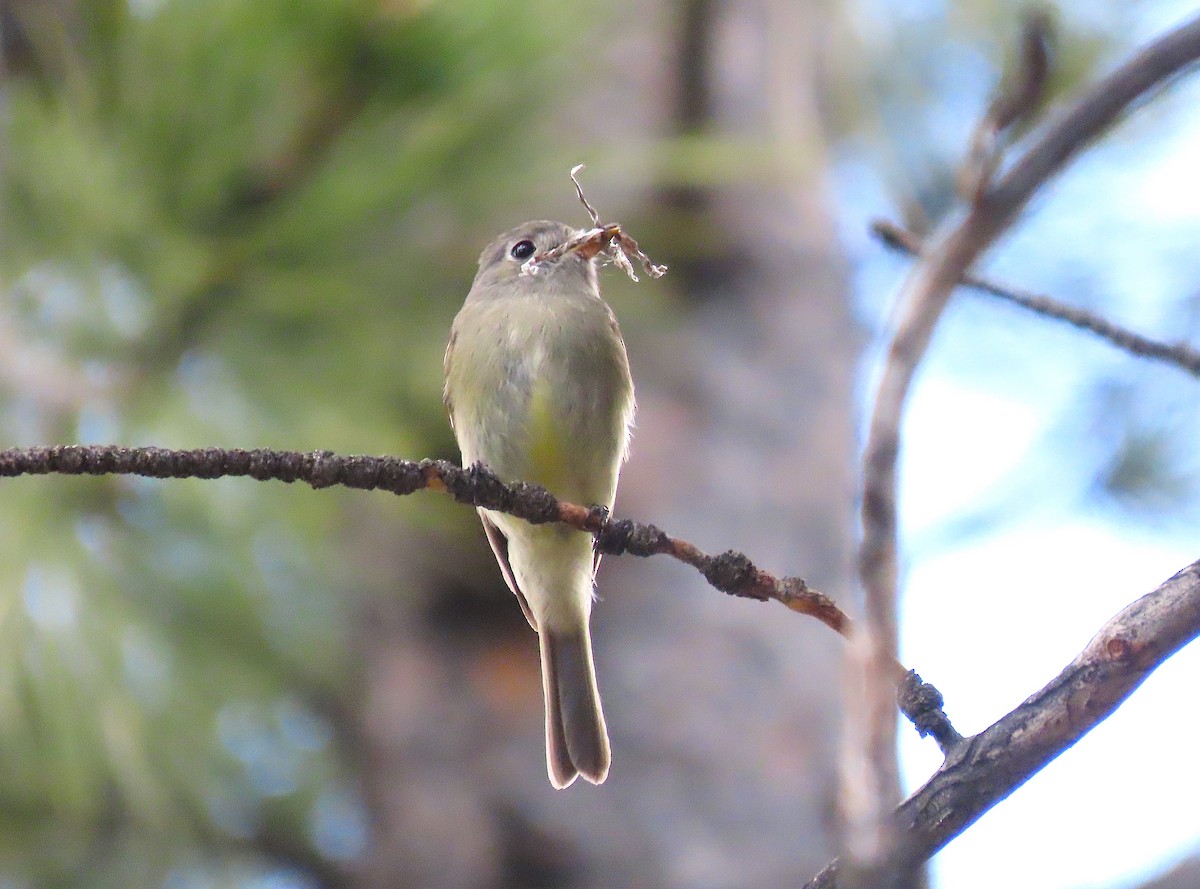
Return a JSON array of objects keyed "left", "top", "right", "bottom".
[{"left": 518, "top": 165, "right": 668, "bottom": 282}]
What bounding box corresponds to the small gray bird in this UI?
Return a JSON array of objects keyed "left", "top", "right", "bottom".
[{"left": 444, "top": 220, "right": 635, "bottom": 788}]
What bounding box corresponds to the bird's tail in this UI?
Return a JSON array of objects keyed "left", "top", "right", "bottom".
[{"left": 540, "top": 627, "right": 610, "bottom": 788}]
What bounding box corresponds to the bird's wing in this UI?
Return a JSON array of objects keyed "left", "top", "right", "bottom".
[
  {"left": 480, "top": 510, "right": 537, "bottom": 631},
  {"left": 442, "top": 329, "right": 457, "bottom": 426}
]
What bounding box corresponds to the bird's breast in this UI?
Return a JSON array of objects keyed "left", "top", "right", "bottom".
[{"left": 451, "top": 292, "right": 633, "bottom": 507}]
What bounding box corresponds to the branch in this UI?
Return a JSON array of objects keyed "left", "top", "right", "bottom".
[
  {"left": 852, "top": 13, "right": 1200, "bottom": 878},
  {"left": 959, "top": 9, "right": 1054, "bottom": 203},
  {"left": 871, "top": 218, "right": 1200, "bottom": 377},
  {"left": 807, "top": 557, "right": 1200, "bottom": 888},
  {"left": 0, "top": 444, "right": 849, "bottom": 631},
  {"left": 0, "top": 443, "right": 965, "bottom": 747},
  {"left": 861, "top": 7, "right": 1200, "bottom": 706},
  {"left": 862, "top": 10, "right": 1200, "bottom": 645}
]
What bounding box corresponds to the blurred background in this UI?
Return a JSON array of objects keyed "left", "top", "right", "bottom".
[{"left": 0, "top": 1, "right": 1198, "bottom": 887}]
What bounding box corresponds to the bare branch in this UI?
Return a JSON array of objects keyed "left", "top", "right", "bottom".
[
  {"left": 861, "top": 10, "right": 1200, "bottom": 660},
  {"left": 990, "top": 9, "right": 1055, "bottom": 135},
  {"left": 959, "top": 8, "right": 1055, "bottom": 202},
  {"left": 871, "top": 218, "right": 1200, "bottom": 377},
  {"left": 808, "top": 557, "right": 1200, "bottom": 888},
  {"left": 992, "top": 16, "right": 1200, "bottom": 211},
  {"left": 852, "top": 13, "right": 1200, "bottom": 880}
]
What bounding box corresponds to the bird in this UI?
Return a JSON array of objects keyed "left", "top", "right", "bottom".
[{"left": 444, "top": 219, "right": 635, "bottom": 788}]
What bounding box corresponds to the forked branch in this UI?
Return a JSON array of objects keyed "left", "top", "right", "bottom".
[
  {"left": 808, "top": 557, "right": 1200, "bottom": 888},
  {"left": 871, "top": 218, "right": 1200, "bottom": 377},
  {"left": 842, "top": 11, "right": 1200, "bottom": 888}
]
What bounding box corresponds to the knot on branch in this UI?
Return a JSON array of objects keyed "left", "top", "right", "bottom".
[
  {"left": 306, "top": 450, "right": 345, "bottom": 488},
  {"left": 595, "top": 518, "right": 670, "bottom": 557},
  {"left": 440, "top": 462, "right": 510, "bottom": 512},
  {"left": 65, "top": 445, "right": 113, "bottom": 475},
  {"left": 247, "top": 448, "right": 302, "bottom": 482},
  {"left": 377, "top": 457, "right": 429, "bottom": 495},
  {"left": 0, "top": 447, "right": 42, "bottom": 476},
  {"left": 594, "top": 517, "right": 630, "bottom": 554},
  {"left": 509, "top": 482, "right": 560, "bottom": 524},
  {"left": 703, "top": 550, "right": 765, "bottom": 600},
  {"left": 898, "top": 670, "right": 962, "bottom": 753},
  {"left": 186, "top": 447, "right": 231, "bottom": 478},
  {"left": 438, "top": 462, "right": 564, "bottom": 523}
]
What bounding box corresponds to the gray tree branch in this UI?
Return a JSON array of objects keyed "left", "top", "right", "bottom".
[
  {"left": 871, "top": 218, "right": 1200, "bottom": 378},
  {"left": 808, "top": 557, "right": 1200, "bottom": 888},
  {"left": 847, "top": 11, "right": 1200, "bottom": 887},
  {"left": 861, "top": 11, "right": 1200, "bottom": 676}
]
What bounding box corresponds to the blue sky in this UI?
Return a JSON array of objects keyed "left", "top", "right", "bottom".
[{"left": 838, "top": 3, "right": 1200, "bottom": 885}]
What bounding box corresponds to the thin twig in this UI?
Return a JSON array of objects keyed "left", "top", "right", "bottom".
[
  {"left": 872, "top": 218, "right": 1200, "bottom": 376},
  {"left": 808, "top": 557, "right": 1200, "bottom": 888},
  {"left": 959, "top": 10, "right": 1054, "bottom": 203},
  {"left": 989, "top": 9, "right": 1055, "bottom": 135},
  {"left": 570, "top": 164, "right": 602, "bottom": 227},
  {"left": 852, "top": 12, "right": 1200, "bottom": 884}
]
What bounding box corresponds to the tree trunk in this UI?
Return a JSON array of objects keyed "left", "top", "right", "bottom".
[{"left": 354, "top": 1, "right": 861, "bottom": 886}]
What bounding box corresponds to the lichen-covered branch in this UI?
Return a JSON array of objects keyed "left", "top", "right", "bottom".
[
  {"left": 0, "top": 443, "right": 964, "bottom": 747},
  {"left": 0, "top": 444, "right": 846, "bottom": 633}
]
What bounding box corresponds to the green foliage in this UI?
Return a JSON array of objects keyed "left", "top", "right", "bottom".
[{"left": 0, "top": 0, "right": 588, "bottom": 884}]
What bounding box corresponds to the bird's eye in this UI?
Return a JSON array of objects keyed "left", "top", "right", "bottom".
[{"left": 510, "top": 239, "right": 537, "bottom": 261}]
